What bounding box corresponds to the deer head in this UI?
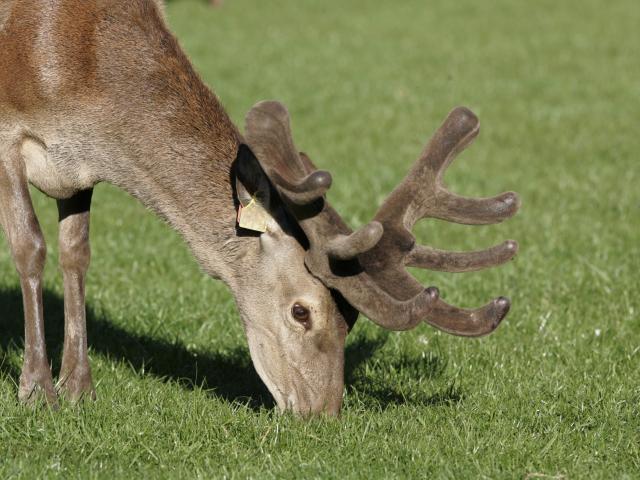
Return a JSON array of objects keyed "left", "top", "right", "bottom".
[
  {"left": 231, "top": 144, "right": 355, "bottom": 415},
  {"left": 232, "top": 101, "right": 520, "bottom": 415}
]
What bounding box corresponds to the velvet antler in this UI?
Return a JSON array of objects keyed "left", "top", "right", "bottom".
[{"left": 245, "top": 101, "right": 520, "bottom": 336}]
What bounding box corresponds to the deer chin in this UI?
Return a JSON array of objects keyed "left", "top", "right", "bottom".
[{"left": 244, "top": 325, "right": 343, "bottom": 417}]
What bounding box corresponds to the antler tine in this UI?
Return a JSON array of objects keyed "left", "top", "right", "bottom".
[
  {"left": 297, "top": 152, "right": 385, "bottom": 259},
  {"left": 245, "top": 101, "right": 332, "bottom": 205},
  {"left": 369, "top": 106, "right": 521, "bottom": 275},
  {"left": 377, "top": 107, "right": 520, "bottom": 228},
  {"left": 326, "top": 222, "right": 384, "bottom": 260},
  {"left": 429, "top": 108, "right": 520, "bottom": 225},
  {"left": 427, "top": 296, "right": 511, "bottom": 337},
  {"left": 406, "top": 240, "right": 519, "bottom": 272},
  {"left": 355, "top": 106, "right": 519, "bottom": 333},
  {"left": 245, "top": 102, "right": 384, "bottom": 260}
]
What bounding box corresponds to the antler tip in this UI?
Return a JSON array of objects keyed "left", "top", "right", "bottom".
[
  {"left": 494, "top": 296, "right": 511, "bottom": 324},
  {"left": 504, "top": 239, "right": 519, "bottom": 254},
  {"left": 449, "top": 106, "right": 479, "bottom": 132},
  {"left": 309, "top": 170, "right": 332, "bottom": 190},
  {"left": 364, "top": 221, "right": 384, "bottom": 241},
  {"left": 493, "top": 191, "right": 521, "bottom": 219},
  {"left": 425, "top": 286, "right": 439, "bottom": 301},
  {"left": 246, "top": 100, "right": 291, "bottom": 135},
  {"left": 326, "top": 221, "right": 384, "bottom": 260},
  {"left": 249, "top": 99, "right": 288, "bottom": 116},
  {"left": 503, "top": 191, "right": 521, "bottom": 207}
]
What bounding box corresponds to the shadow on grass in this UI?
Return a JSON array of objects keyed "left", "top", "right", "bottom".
[
  {"left": 344, "top": 332, "right": 462, "bottom": 409},
  {"left": 0, "top": 287, "right": 276, "bottom": 409},
  {"left": 0, "top": 287, "right": 460, "bottom": 411}
]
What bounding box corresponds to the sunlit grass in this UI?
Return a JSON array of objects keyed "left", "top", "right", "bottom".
[{"left": 1, "top": 0, "right": 639, "bottom": 478}]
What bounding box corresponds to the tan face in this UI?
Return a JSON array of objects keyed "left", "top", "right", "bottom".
[{"left": 233, "top": 218, "right": 349, "bottom": 416}]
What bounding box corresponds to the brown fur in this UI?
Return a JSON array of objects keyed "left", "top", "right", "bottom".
[
  {"left": 0, "top": 0, "right": 348, "bottom": 414},
  {"left": 1, "top": 0, "right": 244, "bottom": 271}
]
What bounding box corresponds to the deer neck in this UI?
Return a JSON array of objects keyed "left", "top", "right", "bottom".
[{"left": 109, "top": 111, "right": 258, "bottom": 287}]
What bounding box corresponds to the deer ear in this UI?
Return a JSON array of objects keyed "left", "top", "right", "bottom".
[
  {"left": 234, "top": 144, "right": 285, "bottom": 236},
  {"left": 234, "top": 144, "right": 272, "bottom": 211}
]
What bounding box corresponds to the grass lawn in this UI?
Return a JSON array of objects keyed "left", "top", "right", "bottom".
[{"left": 1, "top": 0, "right": 639, "bottom": 478}]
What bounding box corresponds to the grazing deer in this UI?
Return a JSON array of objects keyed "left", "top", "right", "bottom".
[{"left": 0, "top": 0, "right": 520, "bottom": 415}]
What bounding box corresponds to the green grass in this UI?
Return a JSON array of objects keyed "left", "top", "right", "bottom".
[{"left": 1, "top": 0, "right": 639, "bottom": 477}]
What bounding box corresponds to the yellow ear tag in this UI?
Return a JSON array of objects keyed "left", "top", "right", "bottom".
[{"left": 237, "top": 197, "right": 269, "bottom": 233}]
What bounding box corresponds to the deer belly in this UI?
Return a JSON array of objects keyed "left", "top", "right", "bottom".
[{"left": 21, "top": 138, "right": 94, "bottom": 199}]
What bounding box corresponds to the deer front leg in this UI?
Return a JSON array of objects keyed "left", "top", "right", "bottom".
[
  {"left": 56, "top": 190, "right": 96, "bottom": 402},
  {"left": 0, "top": 138, "right": 57, "bottom": 406}
]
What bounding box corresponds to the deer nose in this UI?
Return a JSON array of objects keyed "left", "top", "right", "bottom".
[
  {"left": 295, "top": 399, "right": 341, "bottom": 417},
  {"left": 307, "top": 386, "right": 343, "bottom": 417}
]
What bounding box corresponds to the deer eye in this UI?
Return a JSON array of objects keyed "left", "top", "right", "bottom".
[{"left": 291, "top": 303, "right": 311, "bottom": 326}]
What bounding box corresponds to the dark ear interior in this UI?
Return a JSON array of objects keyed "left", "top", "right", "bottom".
[
  {"left": 234, "top": 144, "right": 310, "bottom": 248},
  {"left": 234, "top": 144, "right": 271, "bottom": 208},
  {"left": 331, "top": 289, "right": 359, "bottom": 332}
]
